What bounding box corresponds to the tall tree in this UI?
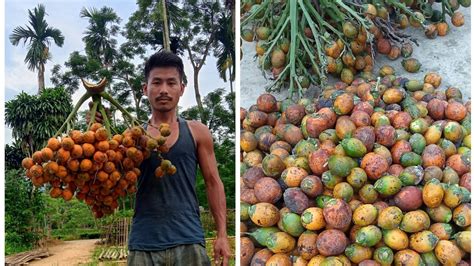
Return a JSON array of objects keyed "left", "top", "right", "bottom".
[
  {"left": 214, "top": 11, "right": 235, "bottom": 93},
  {"left": 180, "top": 0, "right": 225, "bottom": 124},
  {"left": 123, "top": 0, "right": 184, "bottom": 56},
  {"left": 161, "top": 0, "right": 171, "bottom": 51},
  {"left": 9, "top": 4, "right": 65, "bottom": 93},
  {"left": 80, "top": 6, "right": 121, "bottom": 68}
]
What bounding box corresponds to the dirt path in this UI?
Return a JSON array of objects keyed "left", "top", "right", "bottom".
[{"left": 29, "top": 239, "right": 99, "bottom": 266}]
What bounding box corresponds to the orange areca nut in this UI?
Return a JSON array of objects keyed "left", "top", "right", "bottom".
[
  {"left": 47, "top": 138, "right": 61, "bottom": 151},
  {"left": 96, "top": 140, "right": 110, "bottom": 152},
  {"left": 80, "top": 159, "right": 93, "bottom": 172},
  {"left": 122, "top": 136, "right": 135, "bottom": 147},
  {"left": 56, "top": 148, "right": 71, "bottom": 164},
  {"left": 67, "top": 160, "right": 80, "bottom": 172},
  {"left": 82, "top": 143, "right": 95, "bottom": 157},
  {"left": 131, "top": 126, "right": 143, "bottom": 139},
  {"left": 94, "top": 151, "right": 107, "bottom": 163},
  {"left": 112, "top": 134, "right": 123, "bottom": 144},
  {"left": 95, "top": 127, "right": 108, "bottom": 141},
  {"left": 45, "top": 161, "right": 59, "bottom": 174},
  {"left": 21, "top": 158, "right": 34, "bottom": 170},
  {"left": 69, "top": 130, "right": 84, "bottom": 144},
  {"left": 71, "top": 144, "right": 83, "bottom": 159},
  {"left": 61, "top": 137, "right": 75, "bottom": 151},
  {"left": 82, "top": 131, "right": 96, "bottom": 144},
  {"left": 32, "top": 151, "right": 43, "bottom": 164},
  {"left": 108, "top": 139, "right": 119, "bottom": 150},
  {"left": 90, "top": 122, "right": 103, "bottom": 132}
]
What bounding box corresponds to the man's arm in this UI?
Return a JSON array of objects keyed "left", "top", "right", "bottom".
[{"left": 190, "top": 121, "right": 231, "bottom": 264}]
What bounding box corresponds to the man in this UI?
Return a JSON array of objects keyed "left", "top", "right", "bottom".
[{"left": 127, "top": 51, "right": 231, "bottom": 265}]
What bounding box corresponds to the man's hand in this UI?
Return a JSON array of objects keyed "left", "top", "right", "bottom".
[
  {"left": 85, "top": 101, "right": 110, "bottom": 124},
  {"left": 213, "top": 236, "right": 231, "bottom": 266}
]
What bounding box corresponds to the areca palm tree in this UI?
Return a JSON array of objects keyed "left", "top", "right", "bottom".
[
  {"left": 9, "top": 4, "right": 65, "bottom": 93},
  {"left": 80, "top": 6, "right": 121, "bottom": 68},
  {"left": 214, "top": 12, "right": 234, "bottom": 93}
]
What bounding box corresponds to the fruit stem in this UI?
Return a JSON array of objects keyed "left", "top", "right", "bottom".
[
  {"left": 100, "top": 92, "right": 140, "bottom": 127},
  {"left": 54, "top": 92, "right": 91, "bottom": 138},
  {"left": 265, "top": 64, "right": 290, "bottom": 92},
  {"left": 334, "top": 0, "right": 372, "bottom": 30},
  {"left": 260, "top": 17, "right": 290, "bottom": 72},
  {"left": 296, "top": 57, "right": 319, "bottom": 85},
  {"left": 87, "top": 98, "right": 100, "bottom": 131},
  {"left": 385, "top": 0, "right": 426, "bottom": 28},
  {"left": 289, "top": 0, "right": 298, "bottom": 99},
  {"left": 241, "top": 0, "right": 270, "bottom": 26},
  {"left": 99, "top": 104, "right": 112, "bottom": 139},
  {"left": 267, "top": 4, "right": 290, "bottom": 41},
  {"left": 297, "top": 32, "right": 322, "bottom": 78},
  {"left": 305, "top": 0, "right": 352, "bottom": 49},
  {"left": 441, "top": 0, "right": 454, "bottom": 17},
  {"left": 299, "top": 0, "right": 327, "bottom": 86}
]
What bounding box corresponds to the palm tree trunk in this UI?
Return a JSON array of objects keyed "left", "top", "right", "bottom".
[
  {"left": 162, "top": 0, "right": 171, "bottom": 51},
  {"left": 193, "top": 70, "right": 206, "bottom": 124},
  {"left": 228, "top": 67, "right": 233, "bottom": 93},
  {"left": 38, "top": 63, "right": 45, "bottom": 93}
]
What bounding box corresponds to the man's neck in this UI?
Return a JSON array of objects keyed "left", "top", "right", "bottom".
[{"left": 150, "top": 110, "right": 178, "bottom": 126}]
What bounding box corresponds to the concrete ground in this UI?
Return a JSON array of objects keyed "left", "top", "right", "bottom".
[{"left": 240, "top": 6, "right": 471, "bottom": 108}]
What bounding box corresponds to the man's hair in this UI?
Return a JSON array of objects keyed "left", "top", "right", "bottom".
[{"left": 144, "top": 51, "right": 184, "bottom": 82}]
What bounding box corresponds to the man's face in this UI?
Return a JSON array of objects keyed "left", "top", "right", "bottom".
[{"left": 144, "top": 67, "right": 184, "bottom": 113}]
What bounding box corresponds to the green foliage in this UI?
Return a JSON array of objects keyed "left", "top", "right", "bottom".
[
  {"left": 5, "top": 169, "right": 45, "bottom": 255},
  {"left": 51, "top": 5, "right": 148, "bottom": 122},
  {"left": 80, "top": 6, "right": 121, "bottom": 66},
  {"left": 181, "top": 88, "right": 235, "bottom": 143},
  {"left": 5, "top": 142, "right": 26, "bottom": 170},
  {"left": 213, "top": 8, "right": 235, "bottom": 88},
  {"left": 5, "top": 87, "right": 74, "bottom": 155},
  {"left": 9, "top": 4, "right": 65, "bottom": 71},
  {"left": 9, "top": 4, "right": 64, "bottom": 92},
  {"left": 123, "top": 0, "right": 185, "bottom": 55},
  {"left": 43, "top": 197, "right": 96, "bottom": 231}
]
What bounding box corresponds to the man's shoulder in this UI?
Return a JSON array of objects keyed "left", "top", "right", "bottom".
[
  {"left": 185, "top": 119, "right": 210, "bottom": 132},
  {"left": 184, "top": 119, "right": 212, "bottom": 145}
]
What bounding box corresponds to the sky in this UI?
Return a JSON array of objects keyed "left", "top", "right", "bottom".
[{"left": 4, "top": 0, "right": 230, "bottom": 144}]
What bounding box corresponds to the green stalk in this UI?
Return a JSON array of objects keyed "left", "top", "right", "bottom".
[
  {"left": 260, "top": 1, "right": 273, "bottom": 26},
  {"left": 54, "top": 92, "right": 91, "bottom": 138},
  {"left": 305, "top": 0, "right": 351, "bottom": 48},
  {"left": 261, "top": 17, "right": 290, "bottom": 71},
  {"left": 334, "top": 0, "right": 372, "bottom": 29},
  {"left": 266, "top": 64, "right": 290, "bottom": 92},
  {"left": 320, "top": 0, "right": 346, "bottom": 22},
  {"left": 298, "top": 0, "right": 327, "bottom": 86},
  {"left": 87, "top": 98, "right": 100, "bottom": 131},
  {"left": 326, "top": 0, "right": 348, "bottom": 22},
  {"left": 241, "top": 0, "right": 270, "bottom": 26},
  {"left": 267, "top": 3, "right": 290, "bottom": 40},
  {"left": 385, "top": 0, "right": 427, "bottom": 26},
  {"left": 442, "top": 0, "right": 454, "bottom": 16},
  {"left": 294, "top": 76, "right": 304, "bottom": 99},
  {"left": 100, "top": 92, "right": 139, "bottom": 127},
  {"left": 289, "top": 0, "right": 298, "bottom": 99},
  {"left": 298, "top": 33, "right": 322, "bottom": 78},
  {"left": 296, "top": 57, "right": 319, "bottom": 85},
  {"left": 99, "top": 104, "right": 112, "bottom": 139}
]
